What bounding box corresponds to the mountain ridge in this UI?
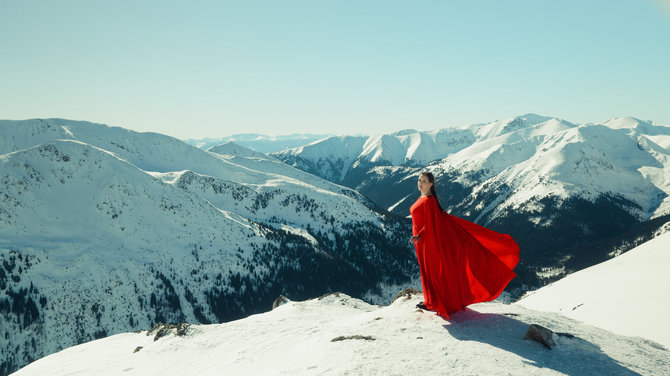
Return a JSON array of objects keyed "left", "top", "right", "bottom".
[
  {"left": 0, "top": 119, "right": 417, "bottom": 375},
  {"left": 270, "top": 114, "right": 670, "bottom": 298}
]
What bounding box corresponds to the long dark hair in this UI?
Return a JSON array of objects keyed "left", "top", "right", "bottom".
[{"left": 421, "top": 171, "right": 445, "bottom": 213}]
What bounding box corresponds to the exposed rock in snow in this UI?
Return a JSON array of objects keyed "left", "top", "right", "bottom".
[{"left": 524, "top": 324, "right": 557, "bottom": 349}]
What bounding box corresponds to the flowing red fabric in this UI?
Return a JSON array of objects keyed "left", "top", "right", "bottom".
[{"left": 410, "top": 195, "right": 520, "bottom": 318}]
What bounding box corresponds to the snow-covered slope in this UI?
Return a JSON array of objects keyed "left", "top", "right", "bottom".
[
  {"left": 470, "top": 113, "right": 564, "bottom": 140},
  {"left": 435, "top": 120, "right": 666, "bottom": 221},
  {"left": 0, "top": 119, "right": 417, "bottom": 375},
  {"left": 276, "top": 136, "right": 369, "bottom": 181},
  {"left": 517, "top": 229, "right": 670, "bottom": 348},
  {"left": 274, "top": 127, "right": 476, "bottom": 182},
  {"left": 13, "top": 292, "right": 669, "bottom": 376}
]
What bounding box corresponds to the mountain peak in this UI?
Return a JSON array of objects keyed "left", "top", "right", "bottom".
[
  {"left": 602, "top": 116, "right": 652, "bottom": 129},
  {"left": 514, "top": 113, "right": 554, "bottom": 123},
  {"left": 391, "top": 129, "right": 419, "bottom": 137},
  {"left": 207, "top": 141, "right": 266, "bottom": 158},
  {"left": 473, "top": 114, "right": 561, "bottom": 140}
]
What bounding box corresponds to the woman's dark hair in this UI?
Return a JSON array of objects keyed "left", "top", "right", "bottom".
[{"left": 421, "top": 171, "right": 445, "bottom": 213}]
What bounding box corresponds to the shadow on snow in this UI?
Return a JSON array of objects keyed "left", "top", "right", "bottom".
[{"left": 443, "top": 308, "right": 641, "bottom": 376}]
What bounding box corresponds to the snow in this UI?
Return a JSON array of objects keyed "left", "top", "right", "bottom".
[
  {"left": 13, "top": 292, "right": 669, "bottom": 375},
  {"left": 517, "top": 232, "right": 670, "bottom": 349},
  {"left": 436, "top": 119, "right": 669, "bottom": 220},
  {"left": 274, "top": 126, "right": 477, "bottom": 182},
  {"left": 280, "top": 224, "right": 318, "bottom": 245},
  {"left": 472, "top": 113, "right": 559, "bottom": 140},
  {"left": 602, "top": 117, "right": 650, "bottom": 130}
]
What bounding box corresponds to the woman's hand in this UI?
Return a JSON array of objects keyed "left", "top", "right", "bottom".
[{"left": 410, "top": 235, "right": 421, "bottom": 244}]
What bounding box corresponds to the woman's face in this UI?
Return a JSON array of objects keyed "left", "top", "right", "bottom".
[{"left": 417, "top": 175, "right": 433, "bottom": 196}]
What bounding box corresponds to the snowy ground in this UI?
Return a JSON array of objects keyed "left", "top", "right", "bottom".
[
  {"left": 517, "top": 232, "right": 670, "bottom": 349},
  {"left": 13, "top": 292, "right": 669, "bottom": 376}
]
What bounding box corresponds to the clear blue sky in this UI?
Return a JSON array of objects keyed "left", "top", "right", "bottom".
[{"left": 2, "top": 0, "right": 669, "bottom": 139}]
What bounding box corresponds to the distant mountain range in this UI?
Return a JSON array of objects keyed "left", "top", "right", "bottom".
[
  {"left": 269, "top": 114, "right": 670, "bottom": 293},
  {"left": 0, "top": 119, "right": 414, "bottom": 374},
  {"left": 185, "top": 114, "right": 670, "bottom": 293},
  {"left": 184, "top": 133, "right": 333, "bottom": 153},
  {"left": 273, "top": 114, "right": 669, "bottom": 218}
]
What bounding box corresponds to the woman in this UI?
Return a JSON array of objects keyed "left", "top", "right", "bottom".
[{"left": 410, "top": 171, "right": 520, "bottom": 318}]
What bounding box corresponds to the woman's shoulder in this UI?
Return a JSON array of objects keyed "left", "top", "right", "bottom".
[
  {"left": 413, "top": 195, "right": 436, "bottom": 207},
  {"left": 416, "top": 195, "right": 431, "bottom": 203},
  {"left": 424, "top": 194, "right": 438, "bottom": 204},
  {"left": 410, "top": 195, "right": 428, "bottom": 210}
]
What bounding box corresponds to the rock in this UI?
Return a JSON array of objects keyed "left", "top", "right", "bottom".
[
  {"left": 272, "top": 295, "right": 290, "bottom": 310},
  {"left": 391, "top": 288, "right": 421, "bottom": 304},
  {"left": 317, "top": 292, "right": 341, "bottom": 300},
  {"left": 524, "top": 324, "right": 556, "bottom": 349},
  {"left": 133, "top": 346, "right": 143, "bottom": 353},
  {"left": 331, "top": 335, "right": 376, "bottom": 342},
  {"left": 146, "top": 323, "right": 190, "bottom": 342},
  {"left": 174, "top": 322, "right": 190, "bottom": 336},
  {"left": 149, "top": 325, "right": 171, "bottom": 341}
]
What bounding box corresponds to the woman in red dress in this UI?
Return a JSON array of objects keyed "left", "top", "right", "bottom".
[{"left": 410, "top": 172, "right": 520, "bottom": 318}]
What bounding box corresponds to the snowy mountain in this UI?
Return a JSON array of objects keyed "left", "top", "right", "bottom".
[
  {"left": 0, "top": 119, "right": 417, "bottom": 375},
  {"left": 517, "top": 227, "right": 670, "bottom": 348},
  {"left": 12, "top": 290, "right": 670, "bottom": 375},
  {"left": 275, "top": 114, "right": 670, "bottom": 292},
  {"left": 5, "top": 115, "right": 669, "bottom": 375},
  {"left": 274, "top": 114, "right": 670, "bottom": 219},
  {"left": 273, "top": 127, "right": 476, "bottom": 182},
  {"left": 184, "top": 133, "right": 332, "bottom": 153}
]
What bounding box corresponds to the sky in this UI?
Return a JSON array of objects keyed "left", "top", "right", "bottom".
[{"left": 1, "top": 0, "right": 669, "bottom": 139}]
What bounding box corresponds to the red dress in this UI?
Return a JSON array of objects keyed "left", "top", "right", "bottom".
[{"left": 410, "top": 195, "right": 519, "bottom": 318}]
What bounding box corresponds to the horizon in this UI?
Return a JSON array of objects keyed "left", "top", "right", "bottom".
[{"left": 2, "top": 1, "right": 669, "bottom": 139}]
